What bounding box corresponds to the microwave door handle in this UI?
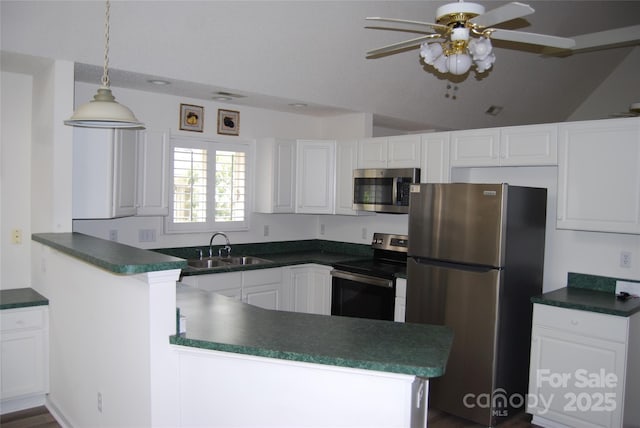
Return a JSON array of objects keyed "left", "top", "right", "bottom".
[{"left": 392, "top": 176, "right": 399, "bottom": 206}]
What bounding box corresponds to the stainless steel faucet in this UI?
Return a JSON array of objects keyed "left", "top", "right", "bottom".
[{"left": 209, "top": 232, "right": 232, "bottom": 258}]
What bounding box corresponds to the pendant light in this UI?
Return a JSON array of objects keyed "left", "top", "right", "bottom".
[{"left": 65, "top": 0, "right": 144, "bottom": 129}]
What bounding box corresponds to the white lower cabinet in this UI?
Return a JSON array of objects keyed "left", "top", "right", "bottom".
[
  {"left": 527, "top": 304, "right": 640, "bottom": 428},
  {"left": 284, "top": 264, "right": 332, "bottom": 315},
  {"left": 0, "top": 306, "right": 49, "bottom": 414},
  {"left": 241, "top": 268, "right": 288, "bottom": 311},
  {"left": 180, "top": 272, "right": 242, "bottom": 300}
]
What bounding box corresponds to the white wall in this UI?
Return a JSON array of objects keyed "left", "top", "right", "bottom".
[
  {"left": 1, "top": 71, "right": 32, "bottom": 289},
  {"left": 568, "top": 47, "right": 640, "bottom": 121}
]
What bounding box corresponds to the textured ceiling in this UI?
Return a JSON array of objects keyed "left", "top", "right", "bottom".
[{"left": 2, "top": 1, "right": 639, "bottom": 131}]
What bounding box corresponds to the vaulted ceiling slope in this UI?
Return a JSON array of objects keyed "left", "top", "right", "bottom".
[{"left": 1, "top": 1, "right": 639, "bottom": 131}]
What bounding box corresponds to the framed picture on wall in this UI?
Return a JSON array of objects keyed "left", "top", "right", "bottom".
[
  {"left": 179, "top": 104, "right": 204, "bottom": 132},
  {"left": 217, "top": 109, "right": 240, "bottom": 136}
]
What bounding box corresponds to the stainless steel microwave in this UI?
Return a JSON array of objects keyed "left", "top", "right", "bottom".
[{"left": 353, "top": 168, "right": 420, "bottom": 213}]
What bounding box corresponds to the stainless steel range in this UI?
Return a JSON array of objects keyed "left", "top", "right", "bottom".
[{"left": 330, "top": 233, "right": 408, "bottom": 321}]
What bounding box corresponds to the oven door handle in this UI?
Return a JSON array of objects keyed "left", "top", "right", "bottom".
[{"left": 330, "top": 270, "right": 394, "bottom": 288}]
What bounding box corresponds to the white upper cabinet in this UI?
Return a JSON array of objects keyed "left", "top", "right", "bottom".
[
  {"left": 557, "top": 118, "right": 640, "bottom": 234},
  {"left": 254, "top": 138, "right": 296, "bottom": 213},
  {"left": 450, "top": 128, "right": 501, "bottom": 167},
  {"left": 450, "top": 124, "right": 557, "bottom": 167},
  {"left": 500, "top": 124, "right": 558, "bottom": 166},
  {"left": 335, "top": 139, "right": 359, "bottom": 215},
  {"left": 421, "top": 132, "right": 451, "bottom": 183},
  {"left": 73, "top": 128, "right": 138, "bottom": 219},
  {"left": 136, "top": 129, "right": 169, "bottom": 216},
  {"left": 358, "top": 135, "right": 421, "bottom": 168},
  {"left": 296, "top": 139, "right": 336, "bottom": 214}
]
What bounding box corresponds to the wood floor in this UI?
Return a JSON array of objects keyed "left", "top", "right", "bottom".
[
  {"left": 0, "top": 406, "right": 60, "bottom": 428},
  {"left": 1, "top": 406, "right": 538, "bottom": 427}
]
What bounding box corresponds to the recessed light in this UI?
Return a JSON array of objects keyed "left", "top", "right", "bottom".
[
  {"left": 147, "top": 79, "right": 170, "bottom": 85},
  {"left": 288, "top": 103, "right": 308, "bottom": 108},
  {"left": 213, "top": 96, "right": 233, "bottom": 101}
]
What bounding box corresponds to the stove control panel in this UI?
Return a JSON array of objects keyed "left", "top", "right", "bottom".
[{"left": 371, "top": 233, "right": 408, "bottom": 252}]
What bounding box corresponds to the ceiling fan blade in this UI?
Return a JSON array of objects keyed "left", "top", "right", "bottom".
[
  {"left": 366, "top": 17, "right": 447, "bottom": 31},
  {"left": 366, "top": 34, "right": 441, "bottom": 57},
  {"left": 470, "top": 2, "right": 534, "bottom": 28},
  {"left": 489, "top": 28, "right": 575, "bottom": 49},
  {"left": 571, "top": 24, "right": 640, "bottom": 50}
]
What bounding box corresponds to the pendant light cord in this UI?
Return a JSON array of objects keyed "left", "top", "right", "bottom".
[{"left": 101, "top": 0, "right": 111, "bottom": 88}]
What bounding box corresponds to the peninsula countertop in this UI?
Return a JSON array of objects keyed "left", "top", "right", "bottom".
[{"left": 171, "top": 284, "right": 453, "bottom": 378}]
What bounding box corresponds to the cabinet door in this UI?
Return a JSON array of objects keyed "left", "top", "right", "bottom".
[
  {"left": 137, "top": 129, "right": 169, "bottom": 216},
  {"left": 450, "top": 128, "right": 501, "bottom": 167},
  {"left": 335, "top": 140, "right": 359, "bottom": 215},
  {"left": 273, "top": 140, "right": 297, "bottom": 213},
  {"left": 500, "top": 124, "right": 557, "bottom": 166},
  {"left": 296, "top": 140, "right": 335, "bottom": 214},
  {"left": 557, "top": 118, "right": 640, "bottom": 234},
  {"left": 421, "top": 132, "right": 451, "bottom": 183},
  {"left": 387, "top": 135, "right": 421, "bottom": 168},
  {"left": 358, "top": 137, "right": 387, "bottom": 168},
  {"left": 242, "top": 268, "right": 288, "bottom": 311},
  {"left": 0, "top": 307, "right": 48, "bottom": 402},
  {"left": 528, "top": 324, "right": 626, "bottom": 428},
  {"left": 113, "top": 130, "right": 138, "bottom": 217},
  {"left": 287, "top": 265, "right": 332, "bottom": 315}
]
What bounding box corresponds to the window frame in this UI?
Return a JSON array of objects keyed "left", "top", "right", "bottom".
[{"left": 165, "top": 136, "right": 251, "bottom": 234}]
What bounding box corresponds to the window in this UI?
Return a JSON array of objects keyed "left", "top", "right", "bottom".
[{"left": 167, "top": 138, "right": 249, "bottom": 233}]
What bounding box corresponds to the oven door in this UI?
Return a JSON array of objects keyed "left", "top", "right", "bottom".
[{"left": 330, "top": 270, "right": 395, "bottom": 321}]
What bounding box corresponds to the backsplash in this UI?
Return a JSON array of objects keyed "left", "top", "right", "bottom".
[{"left": 568, "top": 272, "right": 640, "bottom": 293}]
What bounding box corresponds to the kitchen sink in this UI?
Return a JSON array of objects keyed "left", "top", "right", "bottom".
[
  {"left": 187, "top": 255, "right": 272, "bottom": 269},
  {"left": 187, "top": 257, "right": 230, "bottom": 269},
  {"left": 224, "top": 256, "right": 272, "bottom": 265}
]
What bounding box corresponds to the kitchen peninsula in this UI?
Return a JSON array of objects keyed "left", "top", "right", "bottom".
[{"left": 31, "top": 233, "right": 452, "bottom": 427}]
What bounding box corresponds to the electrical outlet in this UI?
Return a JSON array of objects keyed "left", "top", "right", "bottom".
[
  {"left": 620, "top": 251, "right": 632, "bottom": 268},
  {"left": 263, "top": 225, "right": 269, "bottom": 237},
  {"left": 97, "top": 392, "right": 103, "bottom": 413},
  {"left": 109, "top": 230, "right": 118, "bottom": 241},
  {"left": 361, "top": 227, "right": 367, "bottom": 240},
  {"left": 320, "top": 224, "right": 325, "bottom": 235},
  {"left": 139, "top": 229, "right": 156, "bottom": 243},
  {"left": 11, "top": 229, "right": 22, "bottom": 244}
]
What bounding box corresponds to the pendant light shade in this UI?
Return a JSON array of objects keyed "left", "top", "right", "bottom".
[
  {"left": 65, "top": 86, "right": 143, "bottom": 128},
  {"left": 65, "top": 0, "right": 144, "bottom": 129}
]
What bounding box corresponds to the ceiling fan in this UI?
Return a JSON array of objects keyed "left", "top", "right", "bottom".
[
  {"left": 365, "top": 1, "right": 640, "bottom": 77},
  {"left": 611, "top": 103, "right": 640, "bottom": 118}
]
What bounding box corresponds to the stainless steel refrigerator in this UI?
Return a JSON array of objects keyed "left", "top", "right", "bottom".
[{"left": 406, "top": 183, "right": 546, "bottom": 427}]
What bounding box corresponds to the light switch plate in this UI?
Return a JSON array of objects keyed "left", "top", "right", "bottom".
[{"left": 615, "top": 280, "right": 640, "bottom": 297}]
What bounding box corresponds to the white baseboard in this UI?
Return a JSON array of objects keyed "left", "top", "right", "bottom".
[
  {"left": 45, "top": 396, "right": 73, "bottom": 428},
  {"left": 0, "top": 393, "right": 46, "bottom": 415}
]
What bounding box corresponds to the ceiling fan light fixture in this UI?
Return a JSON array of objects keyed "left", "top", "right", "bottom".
[
  {"left": 468, "top": 37, "right": 493, "bottom": 61},
  {"left": 420, "top": 42, "right": 443, "bottom": 65},
  {"left": 447, "top": 52, "right": 473, "bottom": 75}
]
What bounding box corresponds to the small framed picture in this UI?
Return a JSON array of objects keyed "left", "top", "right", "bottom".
[
  {"left": 217, "top": 109, "right": 240, "bottom": 136},
  {"left": 179, "top": 104, "right": 204, "bottom": 132}
]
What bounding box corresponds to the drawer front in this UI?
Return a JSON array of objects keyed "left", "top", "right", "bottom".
[
  {"left": 533, "top": 303, "right": 628, "bottom": 342},
  {"left": 243, "top": 268, "right": 282, "bottom": 287},
  {"left": 182, "top": 272, "right": 242, "bottom": 293},
  {"left": 0, "top": 307, "right": 46, "bottom": 331}
]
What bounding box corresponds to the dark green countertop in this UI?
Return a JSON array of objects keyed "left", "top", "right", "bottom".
[
  {"left": 32, "top": 232, "right": 186, "bottom": 275},
  {"left": 532, "top": 287, "right": 640, "bottom": 317},
  {"left": 155, "top": 239, "right": 375, "bottom": 276},
  {"left": 0, "top": 288, "right": 49, "bottom": 310},
  {"left": 171, "top": 284, "right": 452, "bottom": 378}
]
